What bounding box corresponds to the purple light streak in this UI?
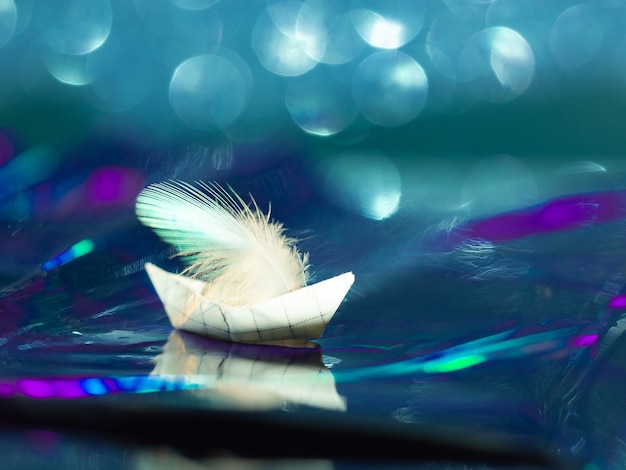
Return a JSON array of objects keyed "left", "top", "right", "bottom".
[
  {"left": 572, "top": 334, "right": 599, "bottom": 348},
  {"left": 609, "top": 295, "right": 626, "bottom": 309},
  {"left": 84, "top": 166, "right": 144, "bottom": 206},
  {"left": 0, "top": 374, "right": 197, "bottom": 400},
  {"left": 17, "top": 379, "right": 55, "bottom": 399},
  {"left": 449, "top": 191, "right": 626, "bottom": 245},
  {"left": 0, "top": 132, "right": 14, "bottom": 167}
]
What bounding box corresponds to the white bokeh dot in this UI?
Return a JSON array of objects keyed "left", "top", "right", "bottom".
[
  {"left": 351, "top": 0, "right": 425, "bottom": 49},
  {"left": 549, "top": 4, "right": 603, "bottom": 71},
  {"left": 0, "top": 0, "right": 17, "bottom": 48},
  {"left": 169, "top": 52, "right": 251, "bottom": 130},
  {"left": 324, "top": 150, "right": 402, "bottom": 220},
  {"left": 170, "top": 0, "right": 220, "bottom": 11},
  {"left": 38, "top": 0, "right": 113, "bottom": 55},
  {"left": 251, "top": 1, "right": 326, "bottom": 77},
  {"left": 285, "top": 67, "right": 357, "bottom": 136},
  {"left": 459, "top": 27, "right": 535, "bottom": 102},
  {"left": 352, "top": 51, "right": 428, "bottom": 127}
]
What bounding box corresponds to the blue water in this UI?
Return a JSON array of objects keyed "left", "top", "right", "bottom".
[{"left": 2, "top": 167, "right": 626, "bottom": 469}]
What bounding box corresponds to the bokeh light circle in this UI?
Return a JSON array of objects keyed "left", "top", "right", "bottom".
[
  {"left": 405, "top": 43, "right": 457, "bottom": 113},
  {"left": 444, "top": 0, "right": 498, "bottom": 18},
  {"left": 285, "top": 68, "right": 358, "bottom": 136},
  {"left": 0, "top": 0, "right": 17, "bottom": 48},
  {"left": 549, "top": 4, "right": 603, "bottom": 71},
  {"left": 613, "top": 36, "right": 626, "bottom": 85},
  {"left": 352, "top": 51, "right": 428, "bottom": 127},
  {"left": 315, "top": 12, "right": 364, "bottom": 65},
  {"left": 170, "top": 0, "right": 220, "bottom": 10},
  {"left": 45, "top": 53, "right": 91, "bottom": 86},
  {"left": 553, "top": 160, "right": 610, "bottom": 197},
  {"left": 134, "top": 0, "right": 223, "bottom": 68},
  {"left": 37, "top": 0, "right": 113, "bottom": 55},
  {"left": 301, "top": 0, "right": 364, "bottom": 64},
  {"left": 351, "top": 0, "right": 425, "bottom": 49},
  {"left": 13, "top": 0, "right": 32, "bottom": 34},
  {"left": 459, "top": 27, "right": 535, "bottom": 102},
  {"left": 324, "top": 150, "right": 402, "bottom": 220},
  {"left": 86, "top": 30, "right": 153, "bottom": 112},
  {"left": 251, "top": 1, "right": 326, "bottom": 77},
  {"left": 461, "top": 155, "right": 539, "bottom": 218},
  {"left": 169, "top": 52, "right": 250, "bottom": 130},
  {"left": 426, "top": 8, "right": 484, "bottom": 81}
]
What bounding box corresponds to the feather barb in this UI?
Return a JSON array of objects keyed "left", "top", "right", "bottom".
[{"left": 136, "top": 181, "right": 309, "bottom": 306}]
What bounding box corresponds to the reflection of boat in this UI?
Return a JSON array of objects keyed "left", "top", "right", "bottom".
[
  {"left": 145, "top": 263, "right": 354, "bottom": 344},
  {"left": 134, "top": 450, "right": 334, "bottom": 470},
  {"left": 152, "top": 330, "right": 347, "bottom": 412}
]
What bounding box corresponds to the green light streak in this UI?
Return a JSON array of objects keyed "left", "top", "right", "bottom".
[
  {"left": 71, "top": 239, "right": 95, "bottom": 257},
  {"left": 41, "top": 238, "right": 95, "bottom": 271},
  {"left": 421, "top": 354, "right": 487, "bottom": 373}
]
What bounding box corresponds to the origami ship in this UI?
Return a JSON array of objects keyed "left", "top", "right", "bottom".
[{"left": 145, "top": 263, "right": 355, "bottom": 344}]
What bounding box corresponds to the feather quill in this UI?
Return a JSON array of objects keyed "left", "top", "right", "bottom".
[{"left": 135, "top": 181, "right": 309, "bottom": 306}]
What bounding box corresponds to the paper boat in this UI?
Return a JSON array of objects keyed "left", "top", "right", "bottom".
[
  {"left": 145, "top": 263, "right": 355, "bottom": 343},
  {"left": 152, "top": 330, "right": 347, "bottom": 411}
]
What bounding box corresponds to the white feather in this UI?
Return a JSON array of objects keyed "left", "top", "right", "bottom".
[{"left": 135, "top": 181, "right": 309, "bottom": 306}]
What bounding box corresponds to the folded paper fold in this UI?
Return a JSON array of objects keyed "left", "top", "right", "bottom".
[{"left": 145, "top": 263, "right": 354, "bottom": 343}]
